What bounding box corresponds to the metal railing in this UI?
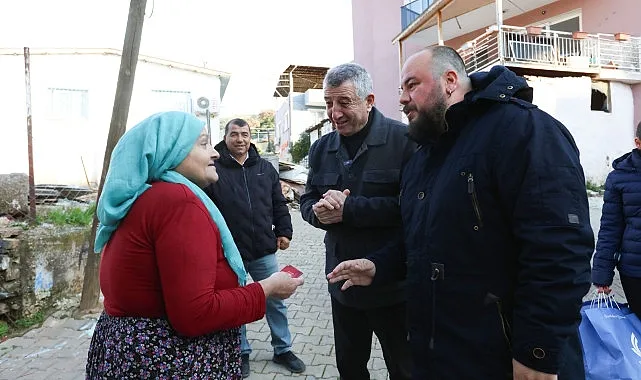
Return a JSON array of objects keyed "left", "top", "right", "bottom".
[
  {"left": 401, "top": 0, "right": 436, "bottom": 30},
  {"left": 458, "top": 25, "right": 641, "bottom": 74}
]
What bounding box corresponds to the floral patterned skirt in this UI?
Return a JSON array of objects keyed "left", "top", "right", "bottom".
[{"left": 86, "top": 312, "right": 242, "bottom": 379}]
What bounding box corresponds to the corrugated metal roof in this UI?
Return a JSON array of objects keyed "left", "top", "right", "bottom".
[{"left": 273, "top": 65, "right": 329, "bottom": 97}]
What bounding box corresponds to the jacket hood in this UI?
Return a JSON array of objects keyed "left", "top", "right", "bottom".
[
  {"left": 466, "top": 66, "right": 533, "bottom": 104},
  {"left": 430, "top": 66, "right": 533, "bottom": 145},
  {"left": 214, "top": 140, "right": 260, "bottom": 168},
  {"left": 613, "top": 149, "right": 641, "bottom": 172}
]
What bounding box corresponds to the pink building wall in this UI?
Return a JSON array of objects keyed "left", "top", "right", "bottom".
[
  {"left": 351, "top": 0, "right": 406, "bottom": 120},
  {"left": 443, "top": 0, "right": 641, "bottom": 129},
  {"left": 582, "top": 0, "right": 641, "bottom": 129},
  {"left": 446, "top": 1, "right": 581, "bottom": 49}
]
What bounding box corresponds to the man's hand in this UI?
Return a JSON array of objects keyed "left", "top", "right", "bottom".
[
  {"left": 312, "top": 189, "right": 351, "bottom": 224},
  {"left": 312, "top": 201, "right": 344, "bottom": 224},
  {"left": 322, "top": 189, "right": 351, "bottom": 209},
  {"left": 277, "top": 236, "right": 290, "bottom": 250},
  {"left": 327, "top": 259, "right": 376, "bottom": 290},
  {"left": 513, "top": 359, "right": 557, "bottom": 380},
  {"left": 596, "top": 285, "right": 612, "bottom": 294}
]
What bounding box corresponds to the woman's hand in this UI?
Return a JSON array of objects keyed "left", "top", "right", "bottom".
[{"left": 259, "top": 271, "right": 304, "bottom": 299}]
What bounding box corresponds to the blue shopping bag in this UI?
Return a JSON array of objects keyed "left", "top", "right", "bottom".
[{"left": 579, "top": 293, "right": 641, "bottom": 380}]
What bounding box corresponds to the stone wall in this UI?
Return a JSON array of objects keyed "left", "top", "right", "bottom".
[
  {"left": 0, "top": 223, "right": 89, "bottom": 318},
  {"left": 0, "top": 226, "right": 21, "bottom": 315},
  {"left": 0, "top": 174, "right": 29, "bottom": 217}
]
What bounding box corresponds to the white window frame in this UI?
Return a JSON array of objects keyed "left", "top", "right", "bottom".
[
  {"left": 150, "top": 89, "right": 193, "bottom": 113},
  {"left": 590, "top": 80, "right": 612, "bottom": 113},
  {"left": 48, "top": 88, "right": 89, "bottom": 120},
  {"left": 530, "top": 9, "right": 582, "bottom": 32}
]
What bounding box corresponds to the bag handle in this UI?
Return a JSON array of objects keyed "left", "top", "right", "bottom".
[{"left": 588, "top": 290, "right": 621, "bottom": 310}]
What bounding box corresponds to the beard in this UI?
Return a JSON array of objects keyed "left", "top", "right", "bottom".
[{"left": 406, "top": 89, "right": 448, "bottom": 143}]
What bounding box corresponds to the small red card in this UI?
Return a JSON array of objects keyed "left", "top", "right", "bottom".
[{"left": 281, "top": 265, "right": 303, "bottom": 278}]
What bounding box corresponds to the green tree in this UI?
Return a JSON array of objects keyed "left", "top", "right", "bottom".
[
  {"left": 220, "top": 110, "right": 275, "bottom": 144},
  {"left": 290, "top": 132, "right": 310, "bottom": 164},
  {"left": 258, "top": 110, "right": 275, "bottom": 130}
]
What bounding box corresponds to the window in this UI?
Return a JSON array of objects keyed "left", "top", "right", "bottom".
[
  {"left": 519, "top": 10, "right": 583, "bottom": 64},
  {"left": 49, "top": 88, "right": 88, "bottom": 119},
  {"left": 151, "top": 90, "right": 192, "bottom": 113},
  {"left": 533, "top": 10, "right": 582, "bottom": 33},
  {"left": 549, "top": 16, "right": 580, "bottom": 33},
  {"left": 591, "top": 81, "right": 611, "bottom": 113}
]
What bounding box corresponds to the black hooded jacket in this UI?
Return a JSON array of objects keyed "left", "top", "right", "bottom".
[
  {"left": 204, "top": 141, "right": 292, "bottom": 262},
  {"left": 369, "top": 66, "right": 593, "bottom": 379}
]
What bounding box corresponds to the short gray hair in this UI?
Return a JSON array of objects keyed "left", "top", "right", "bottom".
[
  {"left": 323, "top": 63, "right": 373, "bottom": 101},
  {"left": 426, "top": 45, "right": 468, "bottom": 80}
]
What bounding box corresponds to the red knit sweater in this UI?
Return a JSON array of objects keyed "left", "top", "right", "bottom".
[{"left": 100, "top": 182, "right": 266, "bottom": 337}]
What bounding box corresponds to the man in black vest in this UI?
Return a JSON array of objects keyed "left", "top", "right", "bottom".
[{"left": 300, "top": 63, "right": 415, "bottom": 379}]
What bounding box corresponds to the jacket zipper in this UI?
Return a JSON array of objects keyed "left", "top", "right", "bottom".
[
  {"left": 496, "top": 300, "right": 512, "bottom": 351},
  {"left": 242, "top": 167, "right": 256, "bottom": 239},
  {"left": 429, "top": 263, "right": 444, "bottom": 351},
  {"left": 467, "top": 173, "right": 483, "bottom": 228}
]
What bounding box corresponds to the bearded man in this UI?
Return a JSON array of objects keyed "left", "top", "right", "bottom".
[{"left": 327, "top": 46, "right": 594, "bottom": 380}]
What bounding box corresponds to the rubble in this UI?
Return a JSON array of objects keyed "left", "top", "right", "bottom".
[
  {"left": 278, "top": 162, "right": 308, "bottom": 204},
  {"left": 0, "top": 174, "right": 29, "bottom": 217}
]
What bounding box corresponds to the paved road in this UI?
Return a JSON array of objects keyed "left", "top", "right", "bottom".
[{"left": 0, "top": 199, "right": 616, "bottom": 379}]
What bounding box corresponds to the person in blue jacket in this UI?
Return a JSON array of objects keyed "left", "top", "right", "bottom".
[
  {"left": 592, "top": 121, "right": 641, "bottom": 317},
  {"left": 327, "top": 46, "right": 594, "bottom": 380}
]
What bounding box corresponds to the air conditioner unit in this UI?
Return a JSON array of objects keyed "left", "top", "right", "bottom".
[{"left": 193, "top": 96, "right": 220, "bottom": 116}]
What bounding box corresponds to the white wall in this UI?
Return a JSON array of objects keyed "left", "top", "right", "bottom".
[
  {"left": 0, "top": 53, "right": 222, "bottom": 186},
  {"left": 527, "top": 76, "right": 635, "bottom": 183},
  {"left": 275, "top": 100, "right": 290, "bottom": 158},
  {"left": 309, "top": 120, "right": 333, "bottom": 147},
  {"left": 291, "top": 111, "right": 320, "bottom": 145},
  {"left": 274, "top": 93, "right": 326, "bottom": 161}
]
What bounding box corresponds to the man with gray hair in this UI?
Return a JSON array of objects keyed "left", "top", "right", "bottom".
[
  {"left": 300, "top": 63, "right": 415, "bottom": 379},
  {"left": 328, "top": 46, "right": 593, "bottom": 379}
]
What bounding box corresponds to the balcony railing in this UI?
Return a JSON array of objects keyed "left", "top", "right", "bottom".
[
  {"left": 401, "top": 0, "right": 436, "bottom": 30},
  {"left": 458, "top": 25, "right": 641, "bottom": 74}
]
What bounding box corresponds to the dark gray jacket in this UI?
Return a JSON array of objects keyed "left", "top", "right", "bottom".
[
  {"left": 204, "top": 142, "right": 292, "bottom": 262},
  {"left": 300, "top": 107, "right": 415, "bottom": 309}
]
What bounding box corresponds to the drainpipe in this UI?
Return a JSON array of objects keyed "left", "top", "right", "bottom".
[
  {"left": 398, "top": 41, "right": 405, "bottom": 120},
  {"left": 437, "top": 10, "right": 444, "bottom": 46},
  {"left": 288, "top": 66, "right": 296, "bottom": 156},
  {"left": 495, "top": 0, "right": 504, "bottom": 64}
]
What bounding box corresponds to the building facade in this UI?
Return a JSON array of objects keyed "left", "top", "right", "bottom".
[
  {"left": 352, "top": 0, "right": 641, "bottom": 182},
  {"left": 0, "top": 48, "right": 229, "bottom": 186},
  {"left": 275, "top": 89, "right": 326, "bottom": 161}
]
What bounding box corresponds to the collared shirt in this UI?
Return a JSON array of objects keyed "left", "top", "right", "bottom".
[{"left": 231, "top": 152, "right": 249, "bottom": 166}]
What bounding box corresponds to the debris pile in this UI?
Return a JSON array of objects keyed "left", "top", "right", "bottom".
[{"left": 278, "top": 162, "right": 307, "bottom": 206}]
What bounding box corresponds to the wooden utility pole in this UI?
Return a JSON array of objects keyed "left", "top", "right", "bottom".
[
  {"left": 78, "top": 0, "right": 147, "bottom": 312},
  {"left": 23, "top": 48, "right": 37, "bottom": 223}
]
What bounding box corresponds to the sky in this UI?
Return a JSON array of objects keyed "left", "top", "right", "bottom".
[{"left": 1, "top": 0, "right": 354, "bottom": 116}]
